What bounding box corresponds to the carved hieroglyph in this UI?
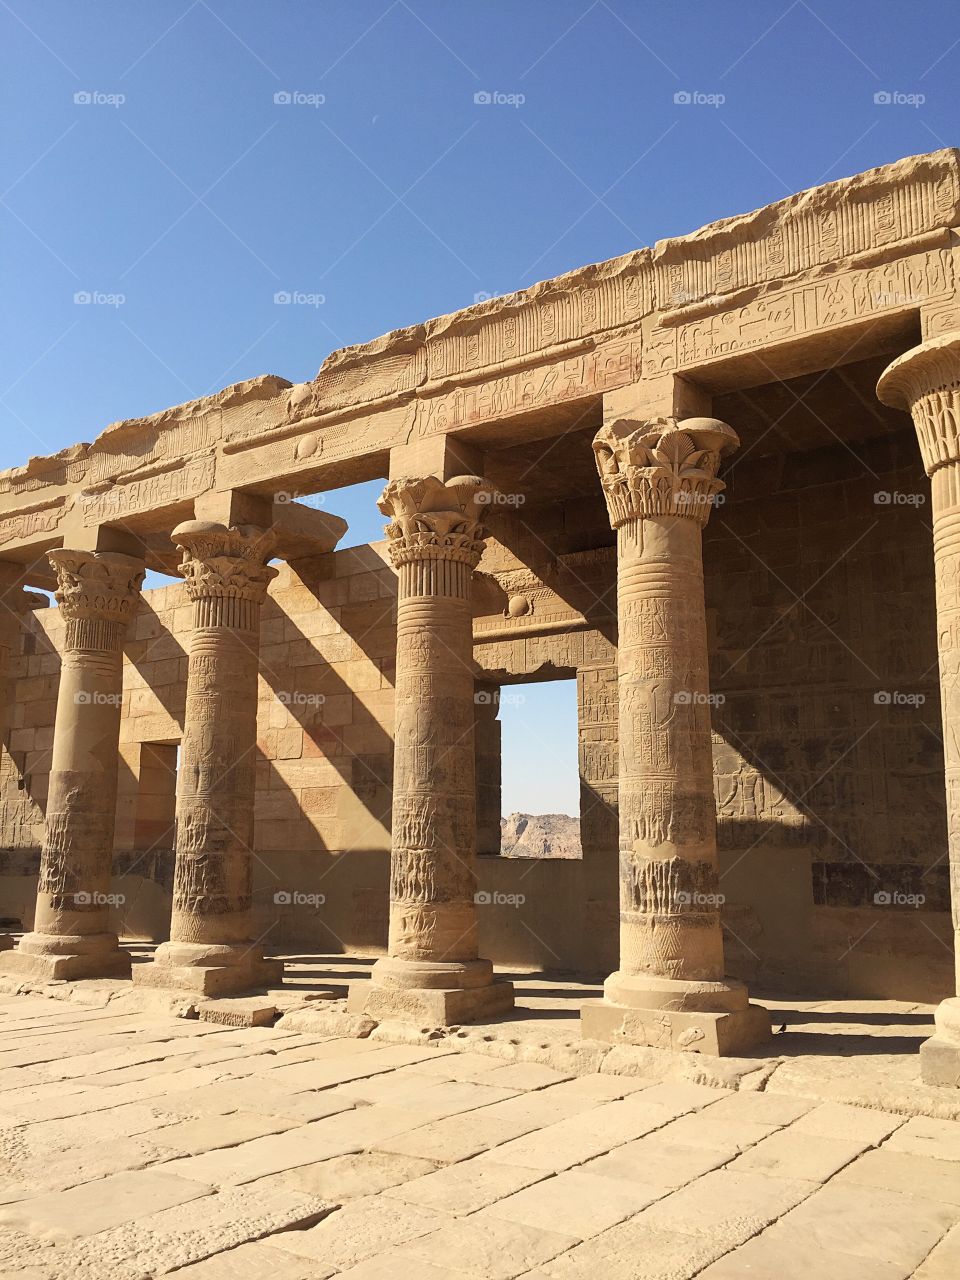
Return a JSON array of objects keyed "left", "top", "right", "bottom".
[
  {"left": 581, "top": 417, "right": 770, "bottom": 1054},
  {"left": 878, "top": 333, "right": 960, "bottom": 1083},
  {"left": 135, "top": 522, "right": 282, "bottom": 995},
  {"left": 3, "top": 550, "right": 143, "bottom": 979},
  {"left": 350, "top": 476, "right": 514, "bottom": 1023}
]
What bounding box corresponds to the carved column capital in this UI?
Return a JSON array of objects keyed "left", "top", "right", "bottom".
[
  {"left": 47, "top": 549, "right": 144, "bottom": 651},
  {"left": 877, "top": 332, "right": 960, "bottom": 476},
  {"left": 593, "top": 416, "right": 739, "bottom": 530},
  {"left": 173, "top": 521, "right": 278, "bottom": 606},
  {"left": 378, "top": 475, "right": 492, "bottom": 570}
]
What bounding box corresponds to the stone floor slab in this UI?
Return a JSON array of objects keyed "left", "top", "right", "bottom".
[
  {"left": 385, "top": 1159, "right": 548, "bottom": 1215},
  {"left": 485, "top": 1168, "right": 663, "bottom": 1238},
  {"left": 395, "top": 1210, "right": 579, "bottom": 1279},
  {"left": 272, "top": 1195, "right": 450, "bottom": 1268},
  {"left": 0, "top": 1167, "right": 215, "bottom": 1240}
]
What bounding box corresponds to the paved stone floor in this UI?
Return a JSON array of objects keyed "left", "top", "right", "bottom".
[{"left": 2, "top": 990, "right": 960, "bottom": 1278}]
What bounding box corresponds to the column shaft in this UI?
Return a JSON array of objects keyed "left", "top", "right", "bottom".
[
  {"left": 348, "top": 474, "right": 514, "bottom": 1024},
  {"left": 3, "top": 550, "right": 143, "bottom": 980},
  {"left": 580, "top": 415, "right": 769, "bottom": 1055},
  {"left": 134, "top": 521, "right": 282, "bottom": 997},
  {"left": 878, "top": 334, "right": 960, "bottom": 1084}
]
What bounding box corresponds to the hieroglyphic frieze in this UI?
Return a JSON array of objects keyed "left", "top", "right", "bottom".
[
  {"left": 655, "top": 150, "right": 959, "bottom": 309},
  {"left": 80, "top": 455, "right": 215, "bottom": 526},
  {"left": 645, "top": 250, "right": 955, "bottom": 378}
]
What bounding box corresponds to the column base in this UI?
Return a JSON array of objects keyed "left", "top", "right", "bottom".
[
  {"left": 347, "top": 956, "right": 515, "bottom": 1025},
  {"left": 919, "top": 998, "right": 960, "bottom": 1087},
  {"left": 0, "top": 931, "right": 131, "bottom": 981},
  {"left": 580, "top": 971, "right": 770, "bottom": 1056},
  {"left": 132, "top": 941, "right": 283, "bottom": 997}
]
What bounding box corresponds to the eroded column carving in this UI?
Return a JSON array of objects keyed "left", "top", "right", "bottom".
[
  {"left": 134, "top": 521, "right": 283, "bottom": 996},
  {"left": 348, "top": 475, "right": 514, "bottom": 1024},
  {"left": 3, "top": 550, "right": 144, "bottom": 980},
  {"left": 580, "top": 416, "right": 770, "bottom": 1055},
  {"left": 879, "top": 333, "right": 960, "bottom": 1085}
]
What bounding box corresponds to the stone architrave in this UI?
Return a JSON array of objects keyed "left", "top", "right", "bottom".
[
  {"left": 133, "top": 521, "right": 283, "bottom": 996},
  {"left": 348, "top": 475, "right": 515, "bottom": 1024},
  {"left": 580, "top": 416, "right": 770, "bottom": 1055},
  {"left": 1, "top": 550, "right": 144, "bottom": 980},
  {"left": 878, "top": 332, "right": 960, "bottom": 1085}
]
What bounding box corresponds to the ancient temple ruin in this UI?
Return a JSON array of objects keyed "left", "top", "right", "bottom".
[{"left": 3, "top": 148, "right": 960, "bottom": 1080}]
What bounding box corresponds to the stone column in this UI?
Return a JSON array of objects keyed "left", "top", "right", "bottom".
[
  {"left": 348, "top": 476, "right": 514, "bottom": 1024},
  {"left": 1, "top": 550, "right": 144, "bottom": 980},
  {"left": 0, "top": 562, "right": 27, "bottom": 951},
  {"left": 134, "top": 521, "right": 283, "bottom": 996},
  {"left": 878, "top": 333, "right": 960, "bottom": 1085},
  {"left": 580, "top": 416, "right": 770, "bottom": 1055}
]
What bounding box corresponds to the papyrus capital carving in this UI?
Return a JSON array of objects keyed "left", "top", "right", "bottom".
[
  {"left": 47, "top": 549, "right": 144, "bottom": 650},
  {"left": 378, "top": 475, "right": 492, "bottom": 569},
  {"left": 877, "top": 332, "right": 960, "bottom": 476},
  {"left": 173, "top": 521, "right": 278, "bottom": 606},
  {"left": 593, "top": 416, "right": 739, "bottom": 529}
]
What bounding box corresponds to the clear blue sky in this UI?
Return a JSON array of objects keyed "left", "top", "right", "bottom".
[{"left": 2, "top": 1, "right": 957, "bottom": 814}]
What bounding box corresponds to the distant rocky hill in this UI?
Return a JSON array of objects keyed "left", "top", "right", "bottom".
[{"left": 500, "top": 812, "right": 581, "bottom": 859}]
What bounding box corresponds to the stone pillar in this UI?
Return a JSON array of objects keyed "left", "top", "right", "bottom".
[
  {"left": 348, "top": 476, "right": 514, "bottom": 1024},
  {"left": 878, "top": 333, "right": 960, "bottom": 1085},
  {"left": 1, "top": 550, "right": 144, "bottom": 980},
  {"left": 580, "top": 416, "right": 770, "bottom": 1055},
  {"left": 134, "top": 521, "right": 283, "bottom": 996},
  {"left": 0, "top": 562, "right": 27, "bottom": 951}
]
